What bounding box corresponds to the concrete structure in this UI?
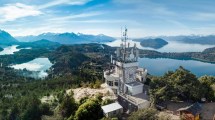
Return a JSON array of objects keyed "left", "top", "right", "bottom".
[
  {"left": 136, "top": 68, "right": 148, "bottom": 82},
  {"left": 125, "top": 81, "right": 143, "bottom": 95},
  {"left": 101, "top": 102, "right": 123, "bottom": 118},
  {"left": 103, "top": 28, "right": 150, "bottom": 113}
]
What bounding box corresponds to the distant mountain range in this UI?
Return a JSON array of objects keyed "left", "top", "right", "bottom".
[
  {"left": 133, "top": 38, "right": 168, "bottom": 49},
  {"left": 17, "top": 39, "right": 61, "bottom": 50},
  {"left": 0, "top": 30, "right": 18, "bottom": 44},
  {"left": 0, "top": 29, "right": 115, "bottom": 45},
  {"left": 180, "top": 35, "right": 215, "bottom": 45},
  {"left": 16, "top": 32, "right": 115, "bottom": 44},
  {"left": 1, "top": 29, "right": 215, "bottom": 45},
  {"left": 161, "top": 35, "right": 215, "bottom": 45}
]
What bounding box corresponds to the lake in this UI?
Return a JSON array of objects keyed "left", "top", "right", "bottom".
[
  {"left": 139, "top": 58, "right": 215, "bottom": 77},
  {"left": 3, "top": 42, "right": 215, "bottom": 77},
  {"left": 10, "top": 58, "right": 53, "bottom": 79},
  {"left": 0, "top": 45, "right": 31, "bottom": 55},
  {"left": 106, "top": 40, "right": 215, "bottom": 76},
  {"left": 0, "top": 45, "right": 20, "bottom": 55},
  {"left": 106, "top": 40, "right": 215, "bottom": 52}
]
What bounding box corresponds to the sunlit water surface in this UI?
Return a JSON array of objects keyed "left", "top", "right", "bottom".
[{"left": 10, "top": 58, "right": 52, "bottom": 78}]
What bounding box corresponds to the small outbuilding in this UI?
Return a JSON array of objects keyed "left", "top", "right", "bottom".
[
  {"left": 101, "top": 102, "right": 123, "bottom": 118},
  {"left": 177, "top": 102, "right": 202, "bottom": 120}
]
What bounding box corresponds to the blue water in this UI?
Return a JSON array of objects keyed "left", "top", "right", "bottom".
[
  {"left": 0, "top": 45, "right": 20, "bottom": 55},
  {"left": 106, "top": 40, "right": 215, "bottom": 52},
  {"left": 106, "top": 40, "right": 215, "bottom": 76},
  {"left": 10, "top": 58, "right": 52, "bottom": 78},
  {"left": 0, "top": 45, "right": 31, "bottom": 55},
  {"left": 2, "top": 42, "right": 215, "bottom": 77},
  {"left": 138, "top": 58, "right": 215, "bottom": 77}
]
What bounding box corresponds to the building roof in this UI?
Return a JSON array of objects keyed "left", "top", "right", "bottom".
[
  {"left": 177, "top": 102, "right": 202, "bottom": 116},
  {"left": 101, "top": 102, "right": 123, "bottom": 113},
  {"left": 125, "top": 81, "right": 143, "bottom": 87}
]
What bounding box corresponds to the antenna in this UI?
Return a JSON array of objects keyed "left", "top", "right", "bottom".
[
  {"left": 111, "top": 55, "right": 113, "bottom": 64},
  {"left": 121, "top": 27, "right": 122, "bottom": 42},
  {"left": 122, "top": 27, "right": 128, "bottom": 48}
]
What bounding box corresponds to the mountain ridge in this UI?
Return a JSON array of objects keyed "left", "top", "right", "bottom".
[
  {"left": 160, "top": 35, "right": 215, "bottom": 45},
  {"left": 0, "top": 29, "right": 18, "bottom": 44},
  {"left": 16, "top": 32, "right": 115, "bottom": 44},
  {"left": 17, "top": 39, "right": 61, "bottom": 49}
]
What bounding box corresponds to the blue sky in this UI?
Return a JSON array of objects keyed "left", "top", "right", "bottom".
[{"left": 0, "top": 0, "right": 214, "bottom": 38}]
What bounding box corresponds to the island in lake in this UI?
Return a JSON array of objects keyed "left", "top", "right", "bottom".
[{"left": 133, "top": 38, "right": 168, "bottom": 49}]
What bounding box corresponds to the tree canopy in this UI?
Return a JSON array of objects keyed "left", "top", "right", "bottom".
[
  {"left": 74, "top": 99, "right": 103, "bottom": 120},
  {"left": 150, "top": 66, "right": 215, "bottom": 104},
  {"left": 128, "top": 108, "right": 158, "bottom": 120}
]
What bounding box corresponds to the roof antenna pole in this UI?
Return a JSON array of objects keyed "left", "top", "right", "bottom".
[
  {"left": 124, "top": 26, "right": 127, "bottom": 48},
  {"left": 123, "top": 26, "right": 128, "bottom": 61},
  {"left": 121, "top": 27, "right": 123, "bottom": 43}
]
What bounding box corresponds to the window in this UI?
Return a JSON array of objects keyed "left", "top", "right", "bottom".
[
  {"left": 113, "top": 110, "right": 117, "bottom": 115},
  {"left": 114, "top": 82, "right": 118, "bottom": 86},
  {"left": 108, "top": 81, "right": 113, "bottom": 86},
  {"left": 129, "top": 74, "right": 134, "bottom": 79}
]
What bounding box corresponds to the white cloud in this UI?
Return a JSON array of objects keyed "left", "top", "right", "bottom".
[
  {"left": 112, "top": 0, "right": 144, "bottom": 4},
  {"left": 0, "top": 0, "right": 91, "bottom": 23},
  {"left": 72, "top": 19, "right": 131, "bottom": 23},
  {"left": 153, "top": 7, "right": 175, "bottom": 16},
  {"left": 38, "top": 0, "right": 92, "bottom": 9},
  {"left": 49, "top": 12, "right": 103, "bottom": 21},
  {"left": 0, "top": 3, "right": 42, "bottom": 23},
  {"left": 188, "top": 12, "right": 215, "bottom": 21},
  {"left": 165, "top": 19, "right": 190, "bottom": 29}
]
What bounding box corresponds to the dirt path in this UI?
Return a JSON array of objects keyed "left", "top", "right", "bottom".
[{"left": 66, "top": 83, "right": 117, "bottom": 101}]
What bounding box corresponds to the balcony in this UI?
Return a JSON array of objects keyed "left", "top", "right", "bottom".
[{"left": 116, "top": 61, "right": 138, "bottom": 68}]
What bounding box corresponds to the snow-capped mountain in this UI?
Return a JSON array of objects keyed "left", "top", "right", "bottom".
[{"left": 16, "top": 32, "right": 115, "bottom": 44}]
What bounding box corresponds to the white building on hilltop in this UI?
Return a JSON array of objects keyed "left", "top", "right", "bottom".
[
  {"left": 103, "top": 28, "right": 150, "bottom": 113},
  {"left": 101, "top": 102, "right": 123, "bottom": 118}
]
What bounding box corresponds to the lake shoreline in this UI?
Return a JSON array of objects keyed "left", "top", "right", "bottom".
[
  {"left": 106, "top": 39, "right": 215, "bottom": 52},
  {"left": 0, "top": 45, "right": 20, "bottom": 55},
  {"left": 138, "top": 48, "right": 215, "bottom": 64},
  {"left": 139, "top": 56, "right": 215, "bottom": 64},
  {"left": 138, "top": 57, "right": 215, "bottom": 76},
  {"left": 10, "top": 57, "right": 53, "bottom": 79}
]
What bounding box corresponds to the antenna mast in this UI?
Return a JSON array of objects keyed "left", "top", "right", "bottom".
[
  {"left": 121, "top": 27, "right": 128, "bottom": 61},
  {"left": 123, "top": 27, "right": 128, "bottom": 48}
]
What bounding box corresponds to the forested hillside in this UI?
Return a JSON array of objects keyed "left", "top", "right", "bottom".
[
  {"left": 0, "top": 30, "right": 18, "bottom": 45},
  {"left": 0, "top": 43, "right": 114, "bottom": 119},
  {"left": 139, "top": 46, "right": 215, "bottom": 63},
  {"left": 0, "top": 43, "right": 215, "bottom": 119}
]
